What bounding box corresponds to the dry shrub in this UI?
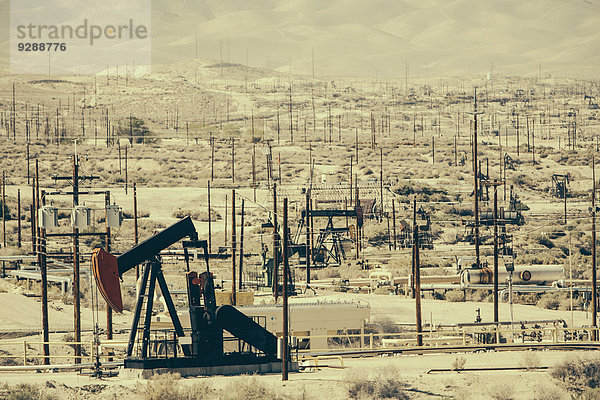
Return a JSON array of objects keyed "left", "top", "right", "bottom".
[
  {"left": 371, "top": 316, "right": 401, "bottom": 334},
  {"left": 0, "top": 349, "right": 18, "bottom": 366},
  {"left": 4, "top": 383, "right": 56, "bottom": 400},
  {"left": 580, "top": 388, "right": 600, "bottom": 399},
  {"left": 445, "top": 290, "right": 465, "bottom": 302},
  {"left": 221, "top": 375, "right": 282, "bottom": 400},
  {"left": 452, "top": 356, "right": 466, "bottom": 371},
  {"left": 320, "top": 267, "right": 341, "bottom": 279},
  {"left": 551, "top": 355, "right": 600, "bottom": 392},
  {"left": 139, "top": 373, "right": 211, "bottom": 400},
  {"left": 465, "top": 289, "right": 490, "bottom": 302},
  {"left": 537, "top": 293, "right": 561, "bottom": 310},
  {"left": 487, "top": 382, "right": 515, "bottom": 400},
  {"left": 172, "top": 209, "right": 202, "bottom": 219},
  {"left": 172, "top": 209, "right": 221, "bottom": 222},
  {"left": 346, "top": 367, "right": 409, "bottom": 399},
  {"left": 532, "top": 384, "right": 569, "bottom": 400},
  {"left": 519, "top": 351, "right": 542, "bottom": 369}
]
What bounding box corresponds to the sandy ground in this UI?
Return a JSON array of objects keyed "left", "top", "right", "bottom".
[
  {"left": 0, "top": 280, "right": 592, "bottom": 399},
  {"left": 0, "top": 349, "right": 581, "bottom": 399}
]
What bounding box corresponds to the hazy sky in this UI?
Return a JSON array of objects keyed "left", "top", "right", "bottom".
[{"left": 2, "top": 0, "right": 600, "bottom": 77}]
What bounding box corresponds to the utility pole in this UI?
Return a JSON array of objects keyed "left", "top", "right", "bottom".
[
  {"left": 35, "top": 162, "right": 49, "bottom": 365},
  {"left": 516, "top": 113, "right": 520, "bottom": 156},
  {"left": 454, "top": 135, "right": 457, "bottom": 166},
  {"left": 231, "top": 138, "right": 235, "bottom": 183},
  {"left": 493, "top": 182, "right": 499, "bottom": 325},
  {"left": 481, "top": 179, "right": 503, "bottom": 325},
  {"left": 306, "top": 190, "right": 311, "bottom": 286},
  {"left": 379, "top": 148, "right": 384, "bottom": 221},
  {"left": 124, "top": 145, "right": 128, "bottom": 194},
  {"left": 133, "top": 183, "right": 139, "bottom": 261},
  {"left": 231, "top": 190, "right": 236, "bottom": 306},
  {"left": 355, "top": 128, "right": 359, "bottom": 163},
  {"left": 413, "top": 198, "right": 422, "bottom": 346},
  {"left": 31, "top": 168, "right": 36, "bottom": 254},
  {"left": 282, "top": 198, "right": 290, "bottom": 381},
  {"left": 17, "top": 189, "right": 21, "bottom": 248},
  {"left": 289, "top": 85, "right": 293, "bottom": 143},
  {"left": 564, "top": 177, "right": 568, "bottom": 225},
  {"left": 272, "top": 183, "right": 279, "bottom": 300},
  {"left": 392, "top": 199, "right": 397, "bottom": 250},
  {"left": 27, "top": 144, "right": 30, "bottom": 184},
  {"left": 40, "top": 186, "right": 49, "bottom": 365},
  {"left": 2, "top": 171, "right": 5, "bottom": 248},
  {"left": 239, "top": 199, "right": 244, "bottom": 291},
  {"left": 471, "top": 89, "right": 483, "bottom": 267},
  {"left": 207, "top": 181, "right": 212, "bottom": 253},
  {"left": 105, "top": 191, "right": 113, "bottom": 340},
  {"left": 72, "top": 155, "right": 81, "bottom": 364},
  {"left": 210, "top": 136, "right": 215, "bottom": 182},
  {"left": 593, "top": 157, "right": 597, "bottom": 340}
]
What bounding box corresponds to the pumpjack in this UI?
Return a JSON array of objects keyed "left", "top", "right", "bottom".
[{"left": 92, "top": 217, "right": 278, "bottom": 371}]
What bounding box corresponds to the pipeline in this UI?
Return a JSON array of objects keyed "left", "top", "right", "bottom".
[
  {"left": 426, "top": 366, "right": 548, "bottom": 374},
  {"left": 302, "top": 342, "right": 600, "bottom": 359},
  {"left": 0, "top": 360, "right": 123, "bottom": 372}
]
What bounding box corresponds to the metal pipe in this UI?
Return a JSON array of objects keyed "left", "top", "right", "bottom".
[
  {"left": 427, "top": 366, "right": 548, "bottom": 374},
  {"left": 0, "top": 361, "right": 123, "bottom": 372}
]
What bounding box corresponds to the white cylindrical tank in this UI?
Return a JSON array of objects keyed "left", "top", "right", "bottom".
[
  {"left": 461, "top": 264, "right": 564, "bottom": 286},
  {"left": 106, "top": 205, "right": 122, "bottom": 228},
  {"left": 71, "top": 206, "right": 92, "bottom": 228},
  {"left": 38, "top": 206, "right": 58, "bottom": 229}
]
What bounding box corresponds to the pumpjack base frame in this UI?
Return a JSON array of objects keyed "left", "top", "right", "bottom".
[
  {"left": 124, "top": 353, "right": 277, "bottom": 369},
  {"left": 121, "top": 354, "right": 297, "bottom": 378}
]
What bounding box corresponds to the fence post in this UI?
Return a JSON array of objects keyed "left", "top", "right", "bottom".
[
  {"left": 495, "top": 327, "right": 500, "bottom": 344},
  {"left": 360, "top": 327, "right": 364, "bottom": 349},
  {"left": 90, "top": 340, "right": 94, "bottom": 363},
  {"left": 462, "top": 331, "right": 466, "bottom": 346},
  {"left": 369, "top": 333, "right": 373, "bottom": 349},
  {"left": 23, "top": 341, "right": 27, "bottom": 366}
]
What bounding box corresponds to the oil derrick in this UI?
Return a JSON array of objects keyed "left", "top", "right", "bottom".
[
  {"left": 585, "top": 94, "right": 600, "bottom": 110},
  {"left": 398, "top": 206, "right": 433, "bottom": 250},
  {"left": 551, "top": 174, "right": 570, "bottom": 199},
  {"left": 257, "top": 220, "right": 296, "bottom": 294},
  {"left": 504, "top": 153, "right": 516, "bottom": 171},
  {"left": 508, "top": 185, "right": 529, "bottom": 212},
  {"left": 295, "top": 208, "right": 362, "bottom": 267}
]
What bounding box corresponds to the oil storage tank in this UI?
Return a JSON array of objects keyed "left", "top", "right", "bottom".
[{"left": 460, "top": 264, "right": 563, "bottom": 286}]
